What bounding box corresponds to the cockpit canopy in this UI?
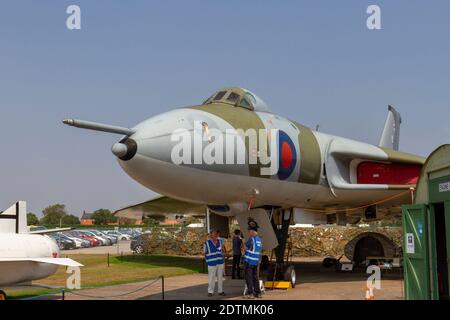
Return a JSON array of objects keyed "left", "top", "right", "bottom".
[{"left": 203, "top": 87, "right": 270, "bottom": 112}]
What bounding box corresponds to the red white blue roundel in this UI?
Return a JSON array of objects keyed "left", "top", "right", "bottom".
[{"left": 277, "top": 130, "right": 297, "bottom": 180}]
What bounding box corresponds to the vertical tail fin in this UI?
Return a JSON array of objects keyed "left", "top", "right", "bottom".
[
  {"left": 379, "top": 105, "right": 401, "bottom": 150},
  {"left": 0, "top": 201, "right": 27, "bottom": 234}
]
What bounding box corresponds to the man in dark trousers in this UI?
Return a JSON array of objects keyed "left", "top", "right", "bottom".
[
  {"left": 243, "top": 220, "right": 263, "bottom": 299},
  {"left": 231, "top": 229, "right": 243, "bottom": 279}
]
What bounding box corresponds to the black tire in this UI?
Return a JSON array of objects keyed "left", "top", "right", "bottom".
[
  {"left": 283, "top": 265, "right": 296, "bottom": 288},
  {"left": 134, "top": 245, "right": 144, "bottom": 254},
  {"left": 0, "top": 290, "right": 6, "bottom": 300}
]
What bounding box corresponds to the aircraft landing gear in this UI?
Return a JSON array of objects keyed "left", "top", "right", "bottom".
[
  {"left": 0, "top": 290, "right": 7, "bottom": 300},
  {"left": 267, "top": 208, "right": 296, "bottom": 288}
]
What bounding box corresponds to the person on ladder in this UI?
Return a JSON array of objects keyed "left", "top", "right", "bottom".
[
  {"left": 243, "top": 220, "right": 263, "bottom": 299},
  {"left": 204, "top": 230, "right": 226, "bottom": 297}
]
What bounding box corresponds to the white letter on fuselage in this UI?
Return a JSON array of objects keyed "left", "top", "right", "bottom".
[
  {"left": 225, "top": 129, "right": 246, "bottom": 165},
  {"left": 171, "top": 128, "right": 192, "bottom": 164},
  {"left": 260, "top": 129, "right": 279, "bottom": 176},
  {"left": 203, "top": 128, "right": 224, "bottom": 165}
]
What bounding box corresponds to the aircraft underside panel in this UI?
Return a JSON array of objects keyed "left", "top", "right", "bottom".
[{"left": 235, "top": 208, "right": 278, "bottom": 251}]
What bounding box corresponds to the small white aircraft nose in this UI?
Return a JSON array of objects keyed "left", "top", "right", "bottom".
[{"left": 111, "top": 143, "right": 128, "bottom": 158}]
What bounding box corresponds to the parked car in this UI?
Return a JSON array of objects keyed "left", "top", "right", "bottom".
[
  {"left": 104, "top": 230, "right": 131, "bottom": 241},
  {"left": 121, "top": 228, "right": 141, "bottom": 238},
  {"left": 62, "top": 232, "right": 91, "bottom": 248},
  {"left": 70, "top": 230, "right": 101, "bottom": 246},
  {"left": 81, "top": 230, "right": 111, "bottom": 246},
  {"left": 97, "top": 230, "right": 118, "bottom": 244},
  {"left": 47, "top": 233, "right": 76, "bottom": 250},
  {"left": 130, "top": 235, "right": 144, "bottom": 254},
  {"left": 89, "top": 230, "right": 116, "bottom": 245}
]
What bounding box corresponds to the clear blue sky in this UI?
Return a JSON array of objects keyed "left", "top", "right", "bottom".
[{"left": 1, "top": 1, "right": 449, "bottom": 217}]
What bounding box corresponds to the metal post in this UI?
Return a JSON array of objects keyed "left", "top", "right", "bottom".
[
  {"left": 107, "top": 252, "right": 110, "bottom": 267},
  {"left": 206, "top": 208, "right": 210, "bottom": 234},
  {"left": 161, "top": 276, "right": 165, "bottom": 300},
  {"left": 62, "top": 289, "right": 65, "bottom": 301},
  {"left": 121, "top": 251, "right": 123, "bottom": 262}
]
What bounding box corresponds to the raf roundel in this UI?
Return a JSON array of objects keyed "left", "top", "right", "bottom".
[{"left": 277, "top": 130, "right": 297, "bottom": 180}]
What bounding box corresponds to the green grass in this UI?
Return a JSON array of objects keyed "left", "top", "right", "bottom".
[{"left": 6, "top": 254, "right": 205, "bottom": 299}]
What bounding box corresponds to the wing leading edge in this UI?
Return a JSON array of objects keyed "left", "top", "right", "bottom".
[
  {"left": 0, "top": 257, "right": 83, "bottom": 267},
  {"left": 114, "top": 196, "right": 207, "bottom": 220}
]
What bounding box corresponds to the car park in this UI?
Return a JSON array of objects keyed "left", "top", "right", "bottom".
[{"left": 29, "top": 227, "right": 137, "bottom": 251}]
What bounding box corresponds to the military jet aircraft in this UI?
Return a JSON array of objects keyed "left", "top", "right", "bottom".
[
  {"left": 0, "top": 202, "right": 82, "bottom": 299},
  {"left": 63, "top": 87, "right": 424, "bottom": 284}
]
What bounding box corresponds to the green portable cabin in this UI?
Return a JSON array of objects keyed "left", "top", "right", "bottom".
[{"left": 403, "top": 144, "right": 450, "bottom": 300}]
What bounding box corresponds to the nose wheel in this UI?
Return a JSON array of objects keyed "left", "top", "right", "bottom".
[
  {"left": 266, "top": 208, "right": 297, "bottom": 288},
  {"left": 283, "top": 265, "right": 296, "bottom": 288}
]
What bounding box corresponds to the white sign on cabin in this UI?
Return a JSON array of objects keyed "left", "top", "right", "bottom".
[{"left": 406, "top": 233, "right": 415, "bottom": 254}]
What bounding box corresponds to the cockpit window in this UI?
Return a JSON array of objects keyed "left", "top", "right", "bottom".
[
  {"left": 226, "top": 92, "right": 240, "bottom": 103},
  {"left": 213, "top": 91, "right": 227, "bottom": 101},
  {"left": 239, "top": 98, "right": 251, "bottom": 109},
  {"left": 202, "top": 94, "right": 215, "bottom": 104}
]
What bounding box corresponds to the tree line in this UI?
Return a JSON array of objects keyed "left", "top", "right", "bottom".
[
  {"left": 27, "top": 204, "right": 119, "bottom": 226},
  {"left": 27, "top": 204, "right": 202, "bottom": 227}
]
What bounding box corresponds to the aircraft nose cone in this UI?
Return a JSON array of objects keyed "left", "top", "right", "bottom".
[
  {"left": 111, "top": 138, "right": 138, "bottom": 161},
  {"left": 111, "top": 143, "right": 128, "bottom": 158}
]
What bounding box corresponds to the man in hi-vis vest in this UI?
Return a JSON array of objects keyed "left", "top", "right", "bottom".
[
  {"left": 243, "top": 220, "right": 263, "bottom": 299},
  {"left": 204, "top": 230, "right": 226, "bottom": 297}
]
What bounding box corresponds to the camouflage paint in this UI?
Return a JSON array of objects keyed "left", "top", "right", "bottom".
[
  {"left": 191, "top": 103, "right": 267, "bottom": 178},
  {"left": 292, "top": 121, "right": 322, "bottom": 185},
  {"left": 380, "top": 147, "right": 426, "bottom": 165}
]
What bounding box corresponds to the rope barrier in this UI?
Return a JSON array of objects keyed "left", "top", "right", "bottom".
[
  {"left": 66, "top": 276, "right": 162, "bottom": 299},
  {"left": 18, "top": 275, "right": 164, "bottom": 300},
  {"left": 20, "top": 290, "right": 65, "bottom": 300},
  {"left": 298, "top": 189, "right": 414, "bottom": 214}
]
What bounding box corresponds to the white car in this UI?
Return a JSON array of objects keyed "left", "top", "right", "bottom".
[
  {"left": 62, "top": 233, "right": 90, "bottom": 248},
  {"left": 105, "top": 231, "right": 131, "bottom": 241}
]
